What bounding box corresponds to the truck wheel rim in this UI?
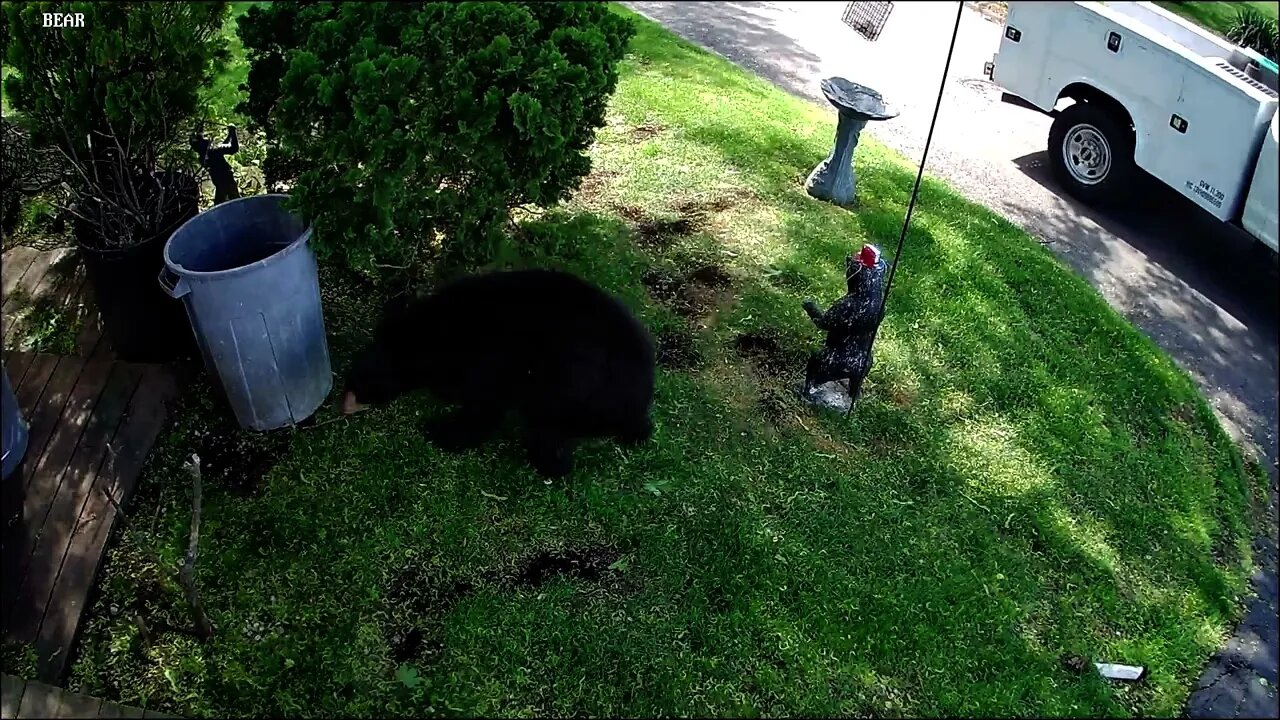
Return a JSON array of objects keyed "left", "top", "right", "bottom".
[{"left": 1063, "top": 123, "right": 1111, "bottom": 186}]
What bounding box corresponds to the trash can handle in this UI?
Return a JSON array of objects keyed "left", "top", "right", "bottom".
[{"left": 158, "top": 266, "right": 190, "bottom": 299}]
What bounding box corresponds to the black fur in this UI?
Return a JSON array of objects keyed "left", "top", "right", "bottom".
[{"left": 344, "top": 269, "right": 656, "bottom": 477}]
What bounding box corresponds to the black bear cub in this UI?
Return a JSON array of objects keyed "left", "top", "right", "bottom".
[{"left": 341, "top": 268, "right": 656, "bottom": 478}]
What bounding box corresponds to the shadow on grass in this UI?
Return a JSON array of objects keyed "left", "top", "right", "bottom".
[
  {"left": 461, "top": 197, "right": 1250, "bottom": 714},
  {"left": 598, "top": 37, "right": 1258, "bottom": 711},
  {"left": 1009, "top": 149, "right": 1280, "bottom": 491}
]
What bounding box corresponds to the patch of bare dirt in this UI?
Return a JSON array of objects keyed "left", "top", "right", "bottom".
[
  {"left": 634, "top": 216, "right": 700, "bottom": 249},
  {"left": 514, "top": 547, "right": 621, "bottom": 587},
  {"left": 655, "top": 326, "right": 704, "bottom": 371},
  {"left": 383, "top": 545, "right": 623, "bottom": 662},
  {"left": 888, "top": 384, "right": 918, "bottom": 410},
  {"left": 643, "top": 263, "right": 736, "bottom": 324},
  {"left": 687, "top": 264, "right": 731, "bottom": 289},
  {"left": 180, "top": 383, "right": 290, "bottom": 497},
  {"left": 734, "top": 330, "right": 805, "bottom": 378},
  {"left": 758, "top": 387, "right": 788, "bottom": 425},
  {"left": 615, "top": 190, "right": 756, "bottom": 250},
  {"left": 676, "top": 190, "right": 755, "bottom": 217},
  {"left": 384, "top": 567, "right": 476, "bottom": 663},
  {"left": 628, "top": 123, "right": 665, "bottom": 142},
  {"left": 576, "top": 169, "right": 619, "bottom": 197},
  {"left": 610, "top": 203, "right": 647, "bottom": 223}
]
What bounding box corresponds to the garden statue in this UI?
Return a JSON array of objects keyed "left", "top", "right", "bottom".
[
  {"left": 805, "top": 77, "right": 898, "bottom": 208},
  {"left": 800, "top": 243, "right": 888, "bottom": 411},
  {"left": 190, "top": 125, "right": 240, "bottom": 205}
]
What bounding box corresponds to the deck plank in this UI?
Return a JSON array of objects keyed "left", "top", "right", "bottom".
[
  {"left": 0, "top": 676, "right": 153, "bottom": 719},
  {"left": 21, "top": 356, "right": 110, "bottom": 496},
  {"left": 5, "top": 257, "right": 89, "bottom": 355},
  {"left": 15, "top": 357, "right": 85, "bottom": 488},
  {"left": 2, "top": 357, "right": 111, "bottom": 638},
  {"left": 0, "top": 246, "right": 39, "bottom": 300},
  {"left": 69, "top": 280, "right": 102, "bottom": 360},
  {"left": 110, "top": 704, "right": 144, "bottom": 719},
  {"left": 34, "top": 366, "right": 178, "bottom": 682},
  {"left": 1, "top": 673, "right": 25, "bottom": 719},
  {"left": 13, "top": 679, "right": 60, "bottom": 719},
  {"left": 0, "top": 355, "right": 81, "bottom": 626},
  {"left": 2, "top": 248, "right": 68, "bottom": 308},
  {"left": 95, "top": 701, "right": 143, "bottom": 718},
  {"left": 19, "top": 364, "right": 142, "bottom": 674},
  {"left": 12, "top": 353, "right": 57, "bottom": 408},
  {"left": 58, "top": 268, "right": 93, "bottom": 358},
  {"left": 2, "top": 249, "right": 71, "bottom": 343},
  {"left": 2, "top": 351, "right": 35, "bottom": 392},
  {"left": 53, "top": 689, "right": 101, "bottom": 719}
]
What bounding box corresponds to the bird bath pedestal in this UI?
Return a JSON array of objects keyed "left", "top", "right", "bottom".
[{"left": 804, "top": 78, "right": 899, "bottom": 208}]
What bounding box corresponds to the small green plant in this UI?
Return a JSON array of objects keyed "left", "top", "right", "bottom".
[
  {"left": 21, "top": 197, "right": 59, "bottom": 230},
  {"left": 238, "top": 1, "right": 635, "bottom": 276},
  {"left": 1228, "top": 7, "right": 1279, "bottom": 62},
  {"left": 0, "top": 641, "right": 38, "bottom": 678},
  {"left": 395, "top": 664, "right": 422, "bottom": 689},
  {"left": 19, "top": 298, "right": 82, "bottom": 355},
  {"left": 3, "top": 262, "right": 84, "bottom": 354}
]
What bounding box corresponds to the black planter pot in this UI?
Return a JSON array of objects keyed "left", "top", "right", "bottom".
[{"left": 75, "top": 172, "right": 201, "bottom": 363}]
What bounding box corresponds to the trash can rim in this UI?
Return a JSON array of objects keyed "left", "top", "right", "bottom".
[{"left": 163, "top": 193, "right": 313, "bottom": 280}]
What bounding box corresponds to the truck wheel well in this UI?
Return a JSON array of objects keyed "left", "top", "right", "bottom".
[{"left": 1057, "top": 83, "right": 1134, "bottom": 130}]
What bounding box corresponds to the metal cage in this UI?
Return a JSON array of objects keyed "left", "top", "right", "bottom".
[{"left": 841, "top": 2, "right": 894, "bottom": 42}]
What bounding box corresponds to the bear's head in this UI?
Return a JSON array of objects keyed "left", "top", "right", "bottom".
[
  {"left": 339, "top": 294, "right": 414, "bottom": 414},
  {"left": 340, "top": 345, "right": 400, "bottom": 414}
]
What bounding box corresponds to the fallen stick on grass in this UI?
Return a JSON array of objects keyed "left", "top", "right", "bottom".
[
  {"left": 133, "top": 613, "right": 152, "bottom": 652},
  {"left": 180, "top": 453, "right": 214, "bottom": 641},
  {"left": 99, "top": 444, "right": 130, "bottom": 530}
]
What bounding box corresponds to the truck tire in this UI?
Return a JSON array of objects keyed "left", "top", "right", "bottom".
[{"left": 1048, "top": 101, "right": 1135, "bottom": 206}]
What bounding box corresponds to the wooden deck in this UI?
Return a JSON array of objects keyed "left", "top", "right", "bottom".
[
  {"left": 1, "top": 673, "right": 173, "bottom": 718},
  {"left": 2, "top": 245, "right": 181, "bottom": 685}
]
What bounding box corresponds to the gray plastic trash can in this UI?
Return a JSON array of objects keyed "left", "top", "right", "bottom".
[
  {"left": 160, "top": 194, "right": 332, "bottom": 431},
  {"left": 2, "top": 363, "right": 28, "bottom": 480}
]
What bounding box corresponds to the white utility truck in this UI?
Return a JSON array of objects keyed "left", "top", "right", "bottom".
[{"left": 984, "top": 1, "right": 1279, "bottom": 256}]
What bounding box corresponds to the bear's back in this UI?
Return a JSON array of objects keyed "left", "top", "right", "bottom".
[
  {"left": 400, "top": 269, "right": 653, "bottom": 405},
  {"left": 427, "top": 269, "right": 648, "bottom": 349}
]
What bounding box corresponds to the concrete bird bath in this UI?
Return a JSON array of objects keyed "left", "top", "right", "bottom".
[{"left": 804, "top": 77, "right": 899, "bottom": 208}]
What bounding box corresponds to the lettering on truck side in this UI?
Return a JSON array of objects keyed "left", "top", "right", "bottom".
[{"left": 1187, "top": 179, "right": 1225, "bottom": 209}]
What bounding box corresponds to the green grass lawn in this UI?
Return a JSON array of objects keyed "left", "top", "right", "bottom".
[
  {"left": 57, "top": 7, "right": 1265, "bottom": 718},
  {"left": 1155, "top": 1, "right": 1278, "bottom": 38}
]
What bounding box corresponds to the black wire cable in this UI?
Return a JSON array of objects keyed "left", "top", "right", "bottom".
[{"left": 879, "top": 1, "right": 965, "bottom": 319}]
